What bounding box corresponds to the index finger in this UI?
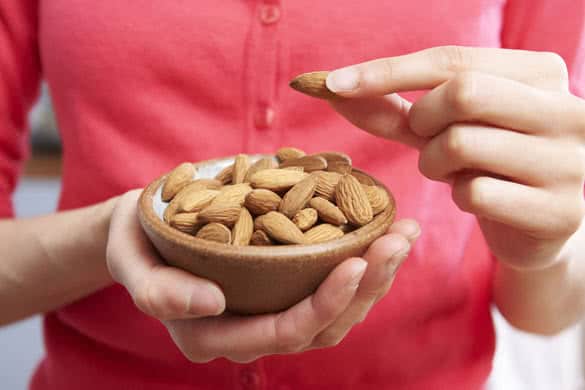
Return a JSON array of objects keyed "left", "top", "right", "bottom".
[{"left": 325, "top": 46, "right": 568, "bottom": 97}]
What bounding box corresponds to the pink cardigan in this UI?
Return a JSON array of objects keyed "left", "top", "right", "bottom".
[{"left": 1, "top": 1, "right": 583, "bottom": 388}]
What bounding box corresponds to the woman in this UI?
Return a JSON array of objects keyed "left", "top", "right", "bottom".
[{"left": 1, "top": 1, "right": 584, "bottom": 388}]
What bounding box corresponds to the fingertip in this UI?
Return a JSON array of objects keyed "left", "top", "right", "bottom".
[
  {"left": 387, "top": 219, "right": 421, "bottom": 242},
  {"left": 366, "top": 233, "right": 410, "bottom": 262}
]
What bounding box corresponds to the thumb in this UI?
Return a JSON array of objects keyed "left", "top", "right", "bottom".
[{"left": 328, "top": 94, "right": 426, "bottom": 150}]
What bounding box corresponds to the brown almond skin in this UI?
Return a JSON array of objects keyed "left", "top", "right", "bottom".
[
  {"left": 311, "top": 171, "right": 342, "bottom": 201},
  {"left": 309, "top": 197, "right": 348, "bottom": 226},
  {"left": 245, "top": 189, "right": 282, "bottom": 215},
  {"left": 232, "top": 207, "right": 254, "bottom": 246},
  {"left": 336, "top": 175, "right": 373, "bottom": 226},
  {"left": 162, "top": 162, "right": 196, "bottom": 201},
  {"left": 276, "top": 146, "right": 306, "bottom": 162},
  {"left": 304, "top": 223, "right": 345, "bottom": 244},
  {"left": 351, "top": 170, "right": 376, "bottom": 186},
  {"left": 293, "top": 208, "right": 318, "bottom": 231},
  {"left": 164, "top": 180, "right": 221, "bottom": 222},
  {"left": 214, "top": 164, "right": 233, "bottom": 184},
  {"left": 214, "top": 183, "right": 252, "bottom": 206},
  {"left": 250, "top": 230, "right": 274, "bottom": 246},
  {"left": 289, "top": 71, "right": 337, "bottom": 99},
  {"left": 249, "top": 169, "right": 309, "bottom": 192},
  {"left": 198, "top": 203, "right": 242, "bottom": 227},
  {"left": 196, "top": 223, "right": 232, "bottom": 243},
  {"left": 178, "top": 189, "right": 219, "bottom": 213},
  {"left": 315, "top": 152, "right": 352, "bottom": 174},
  {"left": 170, "top": 212, "right": 202, "bottom": 235},
  {"left": 258, "top": 211, "right": 307, "bottom": 245},
  {"left": 363, "top": 185, "right": 390, "bottom": 215},
  {"left": 279, "top": 155, "right": 328, "bottom": 172},
  {"left": 244, "top": 157, "right": 278, "bottom": 182},
  {"left": 232, "top": 154, "right": 250, "bottom": 184},
  {"left": 278, "top": 175, "right": 317, "bottom": 218}
]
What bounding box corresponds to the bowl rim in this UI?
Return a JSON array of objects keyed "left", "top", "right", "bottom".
[{"left": 138, "top": 155, "right": 396, "bottom": 261}]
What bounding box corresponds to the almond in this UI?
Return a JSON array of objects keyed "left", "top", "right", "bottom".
[
  {"left": 162, "top": 162, "right": 196, "bottom": 201},
  {"left": 363, "top": 185, "right": 390, "bottom": 215},
  {"left": 282, "top": 166, "right": 305, "bottom": 172},
  {"left": 336, "top": 175, "right": 373, "bottom": 226},
  {"left": 279, "top": 175, "right": 317, "bottom": 218},
  {"left": 214, "top": 183, "right": 252, "bottom": 206},
  {"left": 256, "top": 211, "right": 306, "bottom": 245},
  {"left": 279, "top": 155, "right": 328, "bottom": 172},
  {"left": 309, "top": 197, "right": 348, "bottom": 226},
  {"left": 245, "top": 189, "right": 282, "bottom": 215},
  {"left": 244, "top": 157, "right": 278, "bottom": 182},
  {"left": 198, "top": 203, "right": 242, "bottom": 227},
  {"left": 250, "top": 230, "right": 274, "bottom": 246},
  {"left": 215, "top": 164, "right": 233, "bottom": 184},
  {"left": 315, "top": 152, "right": 352, "bottom": 174},
  {"left": 304, "top": 224, "right": 345, "bottom": 244},
  {"left": 232, "top": 207, "right": 254, "bottom": 246},
  {"left": 351, "top": 170, "right": 376, "bottom": 186},
  {"left": 196, "top": 223, "right": 232, "bottom": 243},
  {"left": 311, "top": 171, "right": 342, "bottom": 201},
  {"left": 289, "top": 71, "right": 337, "bottom": 99},
  {"left": 170, "top": 212, "right": 202, "bottom": 235},
  {"left": 249, "top": 169, "right": 309, "bottom": 192},
  {"left": 232, "top": 154, "right": 250, "bottom": 184},
  {"left": 164, "top": 180, "right": 221, "bottom": 222},
  {"left": 276, "top": 146, "right": 306, "bottom": 162},
  {"left": 178, "top": 189, "right": 219, "bottom": 213},
  {"left": 293, "top": 208, "right": 318, "bottom": 231}
]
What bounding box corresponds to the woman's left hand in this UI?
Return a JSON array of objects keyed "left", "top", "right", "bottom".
[{"left": 324, "top": 46, "right": 585, "bottom": 269}]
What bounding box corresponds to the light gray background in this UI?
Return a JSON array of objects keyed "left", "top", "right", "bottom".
[{"left": 1, "top": 178, "right": 583, "bottom": 389}]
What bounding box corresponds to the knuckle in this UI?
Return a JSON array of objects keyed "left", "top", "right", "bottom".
[
  {"left": 442, "top": 126, "right": 470, "bottom": 162},
  {"left": 430, "top": 45, "right": 473, "bottom": 73},
  {"left": 452, "top": 176, "right": 489, "bottom": 214},
  {"left": 448, "top": 72, "right": 479, "bottom": 115},
  {"left": 273, "top": 315, "right": 309, "bottom": 354},
  {"left": 313, "top": 331, "right": 345, "bottom": 348},
  {"left": 541, "top": 52, "right": 569, "bottom": 89}
]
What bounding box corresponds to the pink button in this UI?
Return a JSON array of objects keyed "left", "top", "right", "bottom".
[
  {"left": 259, "top": 4, "right": 281, "bottom": 25},
  {"left": 254, "top": 106, "right": 275, "bottom": 129}
]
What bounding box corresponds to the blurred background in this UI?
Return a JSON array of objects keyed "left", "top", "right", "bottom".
[{"left": 0, "top": 88, "right": 583, "bottom": 389}]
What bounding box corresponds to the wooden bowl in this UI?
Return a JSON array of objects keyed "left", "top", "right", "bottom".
[{"left": 138, "top": 155, "right": 396, "bottom": 315}]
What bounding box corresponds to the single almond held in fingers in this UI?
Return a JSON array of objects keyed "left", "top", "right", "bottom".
[
  {"left": 279, "top": 155, "right": 328, "bottom": 172},
  {"left": 214, "top": 164, "right": 233, "bottom": 184},
  {"left": 244, "top": 157, "right": 278, "bottom": 182},
  {"left": 196, "top": 223, "right": 232, "bottom": 243},
  {"left": 363, "top": 185, "right": 390, "bottom": 215},
  {"left": 245, "top": 189, "right": 282, "bottom": 215},
  {"left": 232, "top": 207, "right": 254, "bottom": 246},
  {"left": 276, "top": 146, "right": 306, "bottom": 162},
  {"left": 162, "top": 162, "right": 196, "bottom": 201},
  {"left": 311, "top": 171, "right": 342, "bottom": 201},
  {"left": 257, "top": 211, "right": 306, "bottom": 245},
  {"left": 315, "top": 152, "right": 352, "bottom": 174},
  {"left": 232, "top": 154, "right": 250, "bottom": 184},
  {"left": 336, "top": 175, "right": 373, "bottom": 226},
  {"left": 170, "top": 213, "right": 202, "bottom": 235},
  {"left": 309, "top": 197, "right": 348, "bottom": 226},
  {"left": 289, "top": 71, "right": 337, "bottom": 99},
  {"left": 293, "top": 208, "right": 318, "bottom": 231},
  {"left": 279, "top": 175, "right": 318, "bottom": 218},
  {"left": 304, "top": 224, "right": 345, "bottom": 244},
  {"left": 178, "top": 189, "right": 219, "bottom": 213},
  {"left": 250, "top": 230, "right": 274, "bottom": 246},
  {"left": 249, "top": 169, "right": 308, "bottom": 192}
]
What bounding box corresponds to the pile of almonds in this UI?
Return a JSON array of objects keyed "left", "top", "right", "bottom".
[{"left": 161, "top": 147, "right": 390, "bottom": 245}]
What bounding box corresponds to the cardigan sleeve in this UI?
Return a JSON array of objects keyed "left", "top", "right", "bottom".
[{"left": 0, "top": 1, "right": 42, "bottom": 217}]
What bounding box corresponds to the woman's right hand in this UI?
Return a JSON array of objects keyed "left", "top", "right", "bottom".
[{"left": 106, "top": 190, "right": 419, "bottom": 363}]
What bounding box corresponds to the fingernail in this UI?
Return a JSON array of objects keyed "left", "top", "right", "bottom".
[
  {"left": 348, "top": 260, "right": 368, "bottom": 290},
  {"left": 326, "top": 67, "right": 360, "bottom": 92},
  {"left": 189, "top": 285, "right": 225, "bottom": 316}
]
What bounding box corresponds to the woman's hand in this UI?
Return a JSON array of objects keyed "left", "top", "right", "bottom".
[
  {"left": 106, "top": 190, "right": 419, "bottom": 362},
  {"left": 325, "top": 46, "right": 585, "bottom": 270}
]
